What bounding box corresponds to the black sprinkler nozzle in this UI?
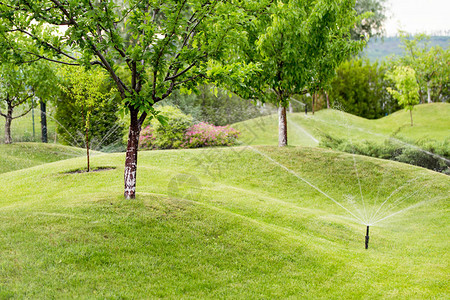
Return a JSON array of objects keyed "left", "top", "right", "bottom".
[{"left": 365, "top": 225, "right": 370, "bottom": 249}]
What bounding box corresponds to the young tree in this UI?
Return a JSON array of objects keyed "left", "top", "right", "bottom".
[
  {"left": 386, "top": 66, "right": 420, "bottom": 126},
  {"left": 0, "top": 0, "right": 265, "bottom": 198},
  {"left": 58, "top": 66, "right": 115, "bottom": 172},
  {"left": 0, "top": 63, "right": 34, "bottom": 144}
]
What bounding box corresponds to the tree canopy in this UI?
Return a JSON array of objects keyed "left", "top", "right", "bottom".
[{"left": 0, "top": 0, "right": 270, "bottom": 198}]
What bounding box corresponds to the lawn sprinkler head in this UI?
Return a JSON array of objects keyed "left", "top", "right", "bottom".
[{"left": 365, "top": 225, "right": 370, "bottom": 249}]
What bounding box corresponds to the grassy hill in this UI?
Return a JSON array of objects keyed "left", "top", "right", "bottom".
[
  {"left": 0, "top": 146, "right": 448, "bottom": 298},
  {"left": 0, "top": 143, "right": 89, "bottom": 174},
  {"left": 234, "top": 103, "right": 450, "bottom": 147}
]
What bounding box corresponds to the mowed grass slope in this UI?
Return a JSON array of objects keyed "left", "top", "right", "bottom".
[
  {"left": 0, "top": 147, "right": 448, "bottom": 298},
  {"left": 0, "top": 143, "right": 88, "bottom": 174},
  {"left": 234, "top": 103, "right": 450, "bottom": 146}
]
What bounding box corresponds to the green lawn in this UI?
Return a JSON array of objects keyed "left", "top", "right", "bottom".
[
  {"left": 0, "top": 143, "right": 90, "bottom": 174},
  {"left": 0, "top": 146, "right": 448, "bottom": 298},
  {"left": 234, "top": 103, "right": 450, "bottom": 146}
]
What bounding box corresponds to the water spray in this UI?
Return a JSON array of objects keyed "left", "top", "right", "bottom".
[{"left": 365, "top": 225, "right": 370, "bottom": 249}]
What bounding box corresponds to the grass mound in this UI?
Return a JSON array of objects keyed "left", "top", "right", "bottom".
[
  {"left": 0, "top": 147, "right": 448, "bottom": 298},
  {"left": 0, "top": 143, "right": 89, "bottom": 174},
  {"left": 234, "top": 103, "right": 450, "bottom": 146}
]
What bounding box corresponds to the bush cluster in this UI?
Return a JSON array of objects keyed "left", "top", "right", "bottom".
[
  {"left": 320, "top": 134, "right": 450, "bottom": 174},
  {"left": 182, "top": 122, "right": 240, "bottom": 148},
  {"left": 139, "top": 106, "right": 240, "bottom": 150}
]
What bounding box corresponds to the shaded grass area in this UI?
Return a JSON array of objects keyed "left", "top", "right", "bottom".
[
  {"left": 0, "top": 147, "right": 448, "bottom": 298},
  {"left": 0, "top": 143, "right": 89, "bottom": 174},
  {"left": 234, "top": 103, "right": 450, "bottom": 146}
]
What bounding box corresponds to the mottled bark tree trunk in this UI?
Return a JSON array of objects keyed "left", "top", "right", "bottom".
[
  {"left": 124, "top": 108, "right": 141, "bottom": 199},
  {"left": 326, "top": 91, "right": 330, "bottom": 109},
  {"left": 40, "top": 100, "right": 48, "bottom": 143},
  {"left": 278, "top": 105, "right": 287, "bottom": 147},
  {"left": 426, "top": 81, "right": 432, "bottom": 103}
]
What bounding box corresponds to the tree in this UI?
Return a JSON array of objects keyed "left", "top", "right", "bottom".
[
  {"left": 0, "top": 63, "right": 34, "bottom": 144},
  {"left": 27, "top": 61, "right": 60, "bottom": 143},
  {"left": 386, "top": 66, "right": 420, "bottom": 126},
  {"left": 329, "top": 58, "right": 399, "bottom": 118},
  {"left": 58, "top": 66, "right": 116, "bottom": 172},
  {"left": 0, "top": 0, "right": 265, "bottom": 198},
  {"left": 352, "top": 0, "right": 386, "bottom": 40},
  {"left": 213, "top": 0, "right": 364, "bottom": 146},
  {"left": 397, "top": 33, "right": 450, "bottom": 103}
]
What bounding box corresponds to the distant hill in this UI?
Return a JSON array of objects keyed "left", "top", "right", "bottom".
[{"left": 363, "top": 36, "right": 450, "bottom": 61}]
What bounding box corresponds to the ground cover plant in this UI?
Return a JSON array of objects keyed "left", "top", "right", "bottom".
[{"left": 0, "top": 146, "right": 448, "bottom": 298}]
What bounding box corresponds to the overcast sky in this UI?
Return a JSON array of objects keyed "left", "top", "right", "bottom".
[{"left": 384, "top": 0, "right": 450, "bottom": 36}]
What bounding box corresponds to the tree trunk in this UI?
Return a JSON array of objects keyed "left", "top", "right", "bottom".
[
  {"left": 85, "top": 119, "right": 90, "bottom": 173},
  {"left": 124, "top": 108, "right": 141, "bottom": 199},
  {"left": 288, "top": 102, "right": 293, "bottom": 113},
  {"left": 4, "top": 103, "right": 13, "bottom": 144},
  {"left": 312, "top": 93, "right": 315, "bottom": 115},
  {"left": 326, "top": 91, "right": 330, "bottom": 109},
  {"left": 427, "top": 81, "right": 432, "bottom": 103},
  {"left": 410, "top": 110, "right": 413, "bottom": 127},
  {"left": 278, "top": 105, "right": 287, "bottom": 147},
  {"left": 40, "top": 100, "right": 48, "bottom": 143}
]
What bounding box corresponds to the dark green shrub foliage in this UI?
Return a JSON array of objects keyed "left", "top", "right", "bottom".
[
  {"left": 141, "top": 106, "right": 193, "bottom": 150},
  {"left": 320, "top": 134, "right": 450, "bottom": 174},
  {"left": 329, "top": 58, "right": 400, "bottom": 118}
]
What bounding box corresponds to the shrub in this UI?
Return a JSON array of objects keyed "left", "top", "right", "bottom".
[
  {"left": 320, "top": 134, "right": 449, "bottom": 174},
  {"left": 139, "top": 126, "right": 157, "bottom": 150},
  {"left": 138, "top": 106, "right": 240, "bottom": 150},
  {"left": 140, "top": 106, "right": 193, "bottom": 150},
  {"left": 182, "top": 122, "right": 240, "bottom": 148}
]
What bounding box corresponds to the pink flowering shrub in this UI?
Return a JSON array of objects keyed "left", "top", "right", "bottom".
[
  {"left": 182, "top": 122, "right": 240, "bottom": 148},
  {"left": 139, "top": 125, "right": 157, "bottom": 150}
]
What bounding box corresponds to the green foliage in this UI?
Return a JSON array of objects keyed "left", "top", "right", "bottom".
[
  {"left": 142, "top": 106, "right": 193, "bottom": 150},
  {"left": 320, "top": 134, "right": 449, "bottom": 173},
  {"left": 352, "top": 0, "right": 386, "bottom": 40},
  {"left": 329, "top": 58, "right": 399, "bottom": 118},
  {"left": 55, "top": 67, "right": 123, "bottom": 151},
  {"left": 386, "top": 66, "right": 420, "bottom": 112},
  {"left": 394, "top": 33, "right": 450, "bottom": 103}
]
